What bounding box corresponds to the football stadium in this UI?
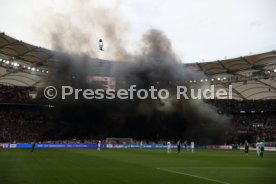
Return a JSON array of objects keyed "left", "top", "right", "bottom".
[{"left": 0, "top": 1, "right": 276, "bottom": 184}]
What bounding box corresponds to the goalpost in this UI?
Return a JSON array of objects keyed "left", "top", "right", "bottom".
[{"left": 105, "top": 138, "right": 133, "bottom": 145}]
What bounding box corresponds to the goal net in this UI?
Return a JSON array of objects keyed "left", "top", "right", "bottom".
[{"left": 105, "top": 138, "right": 133, "bottom": 145}]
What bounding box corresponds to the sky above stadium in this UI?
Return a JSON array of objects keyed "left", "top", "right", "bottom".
[{"left": 0, "top": 0, "right": 276, "bottom": 63}]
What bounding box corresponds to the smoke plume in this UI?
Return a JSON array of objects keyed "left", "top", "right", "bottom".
[
  {"left": 38, "top": 0, "right": 130, "bottom": 60},
  {"left": 37, "top": 0, "right": 230, "bottom": 144}
]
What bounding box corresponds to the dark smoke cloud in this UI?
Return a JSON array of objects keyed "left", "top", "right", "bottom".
[{"left": 37, "top": 1, "right": 230, "bottom": 144}]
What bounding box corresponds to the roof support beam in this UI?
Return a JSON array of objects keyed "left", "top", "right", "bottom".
[
  {"left": 0, "top": 69, "right": 16, "bottom": 78},
  {"left": 0, "top": 41, "right": 19, "bottom": 49},
  {"left": 32, "top": 79, "right": 43, "bottom": 87},
  {"left": 240, "top": 56, "right": 252, "bottom": 66},
  {"left": 196, "top": 62, "right": 207, "bottom": 75},
  {"left": 35, "top": 55, "right": 54, "bottom": 66},
  {"left": 217, "top": 60, "right": 227, "bottom": 70},
  {"left": 257, "top": 79, "right": 276, "bottom": 91},
  {"left": 221, "top": 82, "right": 246, "bottom": 99},
  {"left": 17, "top": 47, "right": 40, "bottom": 57}
]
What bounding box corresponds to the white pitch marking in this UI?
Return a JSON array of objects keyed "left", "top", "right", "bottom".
[{"left": 156, "top": 168, "right": 230, "bottom": 184}]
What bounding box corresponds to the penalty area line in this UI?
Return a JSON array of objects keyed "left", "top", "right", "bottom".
[{"left": 156, "top": 168, "right": 230, "bottom": 184}]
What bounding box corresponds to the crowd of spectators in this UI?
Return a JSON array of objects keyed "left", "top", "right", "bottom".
[
  {"left": 226, "top": 114, "right": 276, "bottom": 143},
  {"left": 0, "top": 109, "right": 50, "bottom": 142},
  {"left": 0, "top": 84, "right": 35, "bottom": 103},
  {"left": 206, "top": 99, "right": 276, "bottom": 112},
  {"left": 206, "top": 99, "right": 276, "bottom": 142}
]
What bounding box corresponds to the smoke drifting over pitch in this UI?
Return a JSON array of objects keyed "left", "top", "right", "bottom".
[{"left": 39, "top": 0, "right": 230, "bottom": 144}]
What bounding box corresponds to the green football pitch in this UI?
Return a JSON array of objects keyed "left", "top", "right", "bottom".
[{"left": 0, "top": 149, "right": 276, "bottom": 184}]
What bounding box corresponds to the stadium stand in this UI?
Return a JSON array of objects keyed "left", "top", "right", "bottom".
[
  {"left": 206, "top": 99, "right": 275, "bottom": 112},
  {"left": 0, "top": 84, "right": 34, "bottom": 103},
  {"left": 0, "top": 107, "right": 51, "bottom": 142}
]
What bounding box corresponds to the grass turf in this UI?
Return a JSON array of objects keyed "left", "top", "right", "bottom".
[{"left": 0, "top": 148, "right": 275, "bottom": 184}]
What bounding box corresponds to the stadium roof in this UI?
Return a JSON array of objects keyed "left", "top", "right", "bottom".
[
  {"left": 0, "top": 33, "right": 54, "bottom": 66},
  {"left": 198, "top": 51, "right": 276, "bottom": 75},
  {"left": 0, "top": 33, "right": 54, "bottom": 87},
  {"left": 0, "top": 33, "right": 275, "bottom": 100},
  {"left": 197, "top": 51, "right": 276, "bottom": 100}
]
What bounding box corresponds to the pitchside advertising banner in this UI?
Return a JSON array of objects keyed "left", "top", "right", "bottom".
[
  {"left": 2, "top": 144, "right": 179, "bottom": 149},
  {"left": 1, "top": 144, "right": 276, "bottom": 151}
]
